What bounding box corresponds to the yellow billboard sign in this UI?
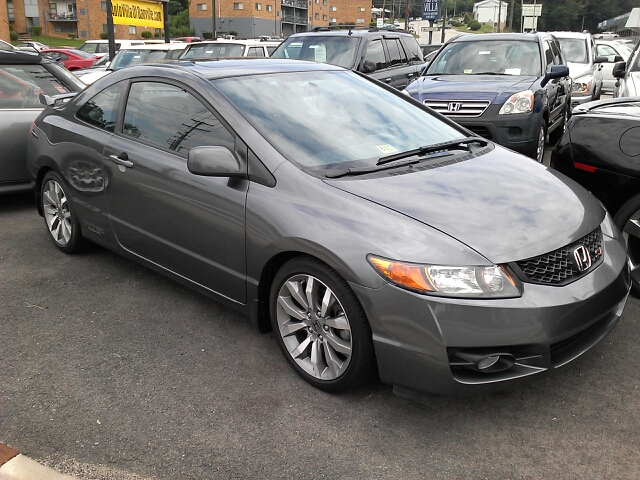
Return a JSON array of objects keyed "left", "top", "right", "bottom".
[{"left": 111, "top": 0, "right": 164, "bottom": 29}]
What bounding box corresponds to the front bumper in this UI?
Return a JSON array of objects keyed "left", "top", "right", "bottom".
[
  {"left": 351, "top": 233, "right": 630, "bottom": 395},
  {"left": 448, "top": 106, "right": 541, "bottom": 158}
]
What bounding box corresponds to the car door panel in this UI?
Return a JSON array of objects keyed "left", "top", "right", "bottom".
[{"left": 103, "top": 80, "right": 248, "bottom": 303}]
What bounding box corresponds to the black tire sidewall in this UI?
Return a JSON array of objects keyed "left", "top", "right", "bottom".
[
  {"left": 41, "top": 171, "right": 84, "bottom": 253},
  {"left": 269, "top": 257, "right": 375, "bottom": 393},
  {"left": 613, "top": 194, "right": 640, "bottom": 295}
]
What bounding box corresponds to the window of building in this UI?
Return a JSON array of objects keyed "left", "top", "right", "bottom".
[
  {"left": 255, "top": 3, "right": 262, "bottom": 10},
  {"left": 122, "top": 82, "right": 234, "bottom": 155},
  {"left": 322, "top": 14, "right": 327, "bottom": 20},
  {"left": 356, "top": 18, "right": 365, "bottom": 23},
  {"left": 329, "top": 6, "right": 336, "bottom": 10},
  {"left": 80, "top": 30, "right": 87, "bottom": 37},
  {"left": 234, "top": 2, "right": 244, "bottom": 9},
  {"left": 266, "top": 5, "right": 272, "bottom": 12},
  {"left": 329, "top": 17, "right": 336, "bottom": 22},
  {"left": 357, "top": 6, "right": 365, "bottom": 11},
  {"left": 79, "top": 8, "right": 85, "bottom": 15},
  {"left": 323, "top": 0, "right": 327, "bottom": 4},
  {"left": 314, "top": 12, "right": 319, "bottom": 19},
  {"left": 7, "top": 2, "right": 14, "bottom": 21},
  {"left": 100, "top": 1, "right": 106, "bottom": 10},
  {"left": 102, "top": 24, "right": 108, "bottom": 33},
  {"left": 197, "top": 3, "right": 207, "bottom": 10},
  {"left": 129, "top": 26, "right": 136, "bottom": 34}
]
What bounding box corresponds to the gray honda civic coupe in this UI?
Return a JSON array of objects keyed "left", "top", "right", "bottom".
[{"left": 27, "top": 59, "right": 630, "bottom": 396}]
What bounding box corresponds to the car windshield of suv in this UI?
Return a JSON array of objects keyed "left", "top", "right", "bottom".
[
  {"left": 213, "top": 70, "right": 465, "bottom": 174},
  {"left": 109, "top": 49, "right": 170, "bottom": 70},
  {"left": 180, "top": 43, "right": 245, "bottom": 59},
  {"left": 426, "top": 40, "right": 541, "bottom": 76},
  {"left": 557, "top": 38, "right": 588, "bottom": 63},
  {"left": 270, "top": 36, "right": 360, "bottom": 69}
]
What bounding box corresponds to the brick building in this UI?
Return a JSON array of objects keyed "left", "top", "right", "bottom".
[
  {"left": 190, "top": 0, "right": 370, "bottom": 38},
  {"left": 4, "top": 0, "right": 164, "bottom": 40},
  {"left": 0, "top": 0, "right": 10, "bottom": 42}
]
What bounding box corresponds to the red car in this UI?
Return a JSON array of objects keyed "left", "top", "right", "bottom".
[{"left": 40, "top": 48, "right": 99, "bottom": 71}]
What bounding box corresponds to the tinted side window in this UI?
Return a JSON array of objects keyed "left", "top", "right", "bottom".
[
  {"left": 385, "top": 39, "right": 407, "bottom": 67},
  {"left": 550, "top": 40, "right": 563, "bottom": 65},
  {"left": 76, "top": 83, "right": 122, "bottom": 132},
  {"left": 122, "top": 81, "right": 234, "bottom": 155},
  {"left": 543, "top": 41, "right": 554, "bottom": 71},
  {"left": 248, "top": 46, "right": 265, "bottom": 57},
  {"left": 363, "top": 39, "right": 387, "bottom": 71},
  {"left": 402, "top": 37, "right": 423, "bottom": 63},
  {"left": 0, "top": 64, "right": 73, "bottom": 109}
]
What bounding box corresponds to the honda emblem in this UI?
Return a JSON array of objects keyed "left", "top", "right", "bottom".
[
  {"left": 573, "top": 245, "right": 592, "bottom": 272},
  {"left": 447, "top": 102, "right": 462, "bottom": 112}
]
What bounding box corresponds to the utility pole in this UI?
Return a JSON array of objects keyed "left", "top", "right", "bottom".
[
  {"left": 106, "top": 0, "right": 115, "bottom": 60},
  {"left": 497, "top": 0, "right": 501, "bottom": 33},
  {"left": 440, "top": 0, "right": 447, "bottom": 43},
  {"left": 212, "top": 0, "right": 217, "bottom": 39},
  {"left": 509, "top": 0, "right": 514, "bottom": 31}
]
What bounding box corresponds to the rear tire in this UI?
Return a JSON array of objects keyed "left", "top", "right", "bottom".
[
  {"left": 270, "top": 257, "right": 376, "bottom": 392},
  {"left": 41, "top": 171, "right": 86, "bottom": 254}
]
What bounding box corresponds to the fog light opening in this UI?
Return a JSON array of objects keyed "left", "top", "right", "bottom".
[{"left": 455, "top": 351, "right": 516, "bottom": 373}]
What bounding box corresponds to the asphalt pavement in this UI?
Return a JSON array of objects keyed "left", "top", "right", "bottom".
[{"left": 1, "top": 187, "right": 639, "bottom": 480}]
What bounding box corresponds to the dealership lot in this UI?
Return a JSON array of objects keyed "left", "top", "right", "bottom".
[{"left": 2, "top": 191, "right": 639, "bottom": 479}]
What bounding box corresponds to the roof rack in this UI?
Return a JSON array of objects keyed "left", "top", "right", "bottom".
[{"left": 311, "top": 25, "right": 374, "bottom": 35}]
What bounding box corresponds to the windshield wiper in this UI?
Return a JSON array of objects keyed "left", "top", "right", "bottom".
[
  {"left": 376, "top": 136, "right": 488, "bottom": 165},
  {"left": 325, "top": 151, "right": 454, "bottom": 179}
]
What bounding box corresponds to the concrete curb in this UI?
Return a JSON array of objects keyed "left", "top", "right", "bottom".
[{"left": 0, "top": 443, "right": 78, "bottom": 480}]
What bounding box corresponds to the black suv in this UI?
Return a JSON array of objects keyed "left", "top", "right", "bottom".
[
  {"left": 405, "top": 33, "right": 572, "bottom": 162},
  {"left": 270, "top": 27, "right": 425, "bottom": 89}
]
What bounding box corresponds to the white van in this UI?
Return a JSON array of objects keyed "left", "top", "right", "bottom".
[{"left": 77, "top": 39, "right": 146, "bottom": 58}]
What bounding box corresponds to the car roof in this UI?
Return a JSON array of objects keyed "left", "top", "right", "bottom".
[
  {"left": 190, "top": 39, "right": 281, "bottom": 46},
  {"left": 120, "top": 43, "right": 187, "bottom": 50},
  {"left": 0, "top": 49, "right": 45, "bottom": 64},
  {"left": 287, "top": 28, "right": 413, "bottom": 38},
  {"left": 122, "top": 58, "right": 342, "bottom": 80},
  {"left": 450, "top": 33, "right": 544, "bottom": 43},
  {"left": 549, "top": 31, "right": 591, "bottom": 39}
]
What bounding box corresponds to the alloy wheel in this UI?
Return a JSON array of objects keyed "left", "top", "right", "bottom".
[
  {"left": 42, "top": 178, "right": 73, "bottom": 246},
  {"left": 536, "top": 123, "right": 546, "bottom": 163},
  {"left": 275, "top": 274, "right": 352, "bottom": 381}
]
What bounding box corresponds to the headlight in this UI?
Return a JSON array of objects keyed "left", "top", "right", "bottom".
[
  {"left": 368, "top": 255, "right": 522, "bottom": 298},
  {"left": 572, "top": 76, "right": 593, "bottom": 95},
  {"left": 499, "top": 90, "right": 534, "bottom": 115},
  {"left": 601, "top": 210, "right": 620, "bottom": 239}
]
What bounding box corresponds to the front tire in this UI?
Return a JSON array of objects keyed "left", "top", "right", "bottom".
[
  {"left": 614, "top": 194, "right": 640, "bottom": 295},
  {"left": 532, "top": 121, "right": 547, "bottom": 163},
  {"left": 41, "top": 171, "right": 86, "bottom": 254},
  {"left": 270, "top": 257, "right": 376, "bottom": 392}
]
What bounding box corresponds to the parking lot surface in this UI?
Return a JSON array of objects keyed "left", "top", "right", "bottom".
[{"left": 2, "top": 191, "right": 639, "bottom": 480}]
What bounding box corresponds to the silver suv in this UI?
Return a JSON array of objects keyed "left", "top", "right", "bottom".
[{"left": 551, "top": 32, "right": 607, "bottom": 108}]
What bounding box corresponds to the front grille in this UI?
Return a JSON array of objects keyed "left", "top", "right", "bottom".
[
  {"left": 423, "top": 100, "right": 490, "bottom": 117},
  {"left": 513, "top": 228, "right": 603, "bottom": 285}
]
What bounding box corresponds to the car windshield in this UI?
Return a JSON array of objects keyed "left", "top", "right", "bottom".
[
  {"left": 0, "top": 63, "right": 77, "bottom": 107},
  {"left": 110, "top": 49, "right": 170, "bottom": 70},
  {"left": 270, "top": 36, "right": 360, "bottom": 69},
  {"left": 180, "top": 43, "right": 245, "bottom": 59},
  {"left": 426, "top": 40, "right": 541, "bottom": 76},
  {"left": 213, "top": 70, "right": 465, "bottom": 174},
  {"left": 557, "top": 38, "right": 588, "bottom": 63}
]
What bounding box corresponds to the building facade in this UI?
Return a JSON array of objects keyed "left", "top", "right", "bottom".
[
  {"left": 190, "top": 0, "right": 370, "bottom": 38},
  {"left": 0, "top": 0, "right": 10, "bottom": 42},
  {"left": 473, "top": 0, "right": 508, "bottom": 28},
  {"left": 4, "top": 0, "right": 164, "bottom": 40}
]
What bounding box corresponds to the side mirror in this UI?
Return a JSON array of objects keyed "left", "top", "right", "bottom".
[
  {"left": 187, "top": 146, "right": 245, "bottom": 177},
  {"left": 361, "top": 60, "right": 377, "bottom": 73},
  {"left": 614, "top": 55, "right": 624, "bottom": 63},
  {"left": 612, "top": 61, "right": 627, "bottom": 79},
  {"left": 541, "top": 64, "right": 569, "bottom": 87},
  {"left": 594, "top": 55, "right": 608, "bottom": 64}
]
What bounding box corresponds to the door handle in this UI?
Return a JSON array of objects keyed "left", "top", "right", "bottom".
[
  {"left": 407, "top": 73, "right": 414, "bottom": 78},
  {"left": 109, "top": 153, "right": 133, "bottom": 168},
  {"left": 384, "top": 78, "right": 392, "bottom": 83}
]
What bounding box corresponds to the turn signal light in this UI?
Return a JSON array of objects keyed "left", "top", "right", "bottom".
[{"left": 368, "top": 256, "right": 434, "bottom": 292}]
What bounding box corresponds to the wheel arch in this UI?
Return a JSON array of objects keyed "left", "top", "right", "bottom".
[{"left": 33, "top": 157, "right": 60, "bottom": 216}]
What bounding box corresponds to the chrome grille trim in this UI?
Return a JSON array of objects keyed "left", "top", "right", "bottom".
[{"left": 423, "top": 100, "right": 491, "bottom": 117}]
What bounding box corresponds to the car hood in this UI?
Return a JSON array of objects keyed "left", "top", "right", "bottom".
[
  {"left": 566, "top": 62, "right": 593, "bottom": 79},
  {"left": 324, "top": 147, "right": 604, "bottom": 264},
  {"left": 407, "top": 75, "right": 537, "bottom": 104}
]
